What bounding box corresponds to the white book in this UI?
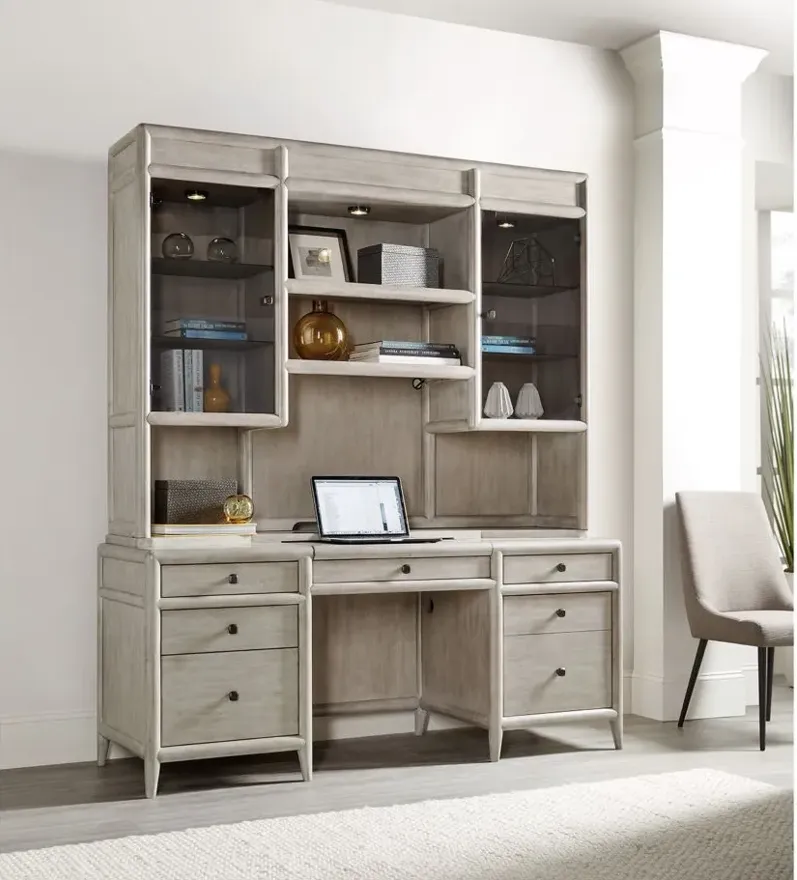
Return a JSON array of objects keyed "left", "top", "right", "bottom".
[
  {"left": 183, "top": 349, "right": 194, "bottom": 412},
  {"left": 349, "top": 354, "right": 461, "bottom": 366},
  {"left": 160, "top": 350, "right": 185, "bottom": 411},
  {"left": 151, "top": 522, "right": 257, "bottom": 536},
  {"left": 191, "top": 349, "right": 204, "bottom": 412}
]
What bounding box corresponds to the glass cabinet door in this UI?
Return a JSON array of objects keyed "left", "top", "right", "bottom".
[
  {"left": 149, "top": 175, "right": 278, "bottom": 420},
  {"left": 480, "top": 211, "right": 583, "bottom": 423}
]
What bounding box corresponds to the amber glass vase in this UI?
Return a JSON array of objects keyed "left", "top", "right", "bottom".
[
  {"left": 203, "top": 363, "right": 231, "bottom": 412},
  {"left": 293, "top": 300, "right": 349, "bottom": 360}
]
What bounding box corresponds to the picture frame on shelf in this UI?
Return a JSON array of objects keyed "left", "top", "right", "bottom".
[{"left": 288, "top": 225, "right": 353, "bottom": 282}]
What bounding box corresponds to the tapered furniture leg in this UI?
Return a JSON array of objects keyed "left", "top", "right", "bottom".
[
  {"left": 97, "top": 734, "right": 112, "bottom": 767},
  {"left": 758, "top": 647, "right": 767, "bottom": 751},
  {"left": 489, "top": 727, "right": 503, "bottom": 762},
  {"left": 414, "top": 708, "right": 430, "bottom": 737},
  {"left": 299, "top": 744, "right": 313, "bottom": 782},
  {"left": 678, "top": 639, "right": 708, "bottom": 727},
  {"left": 145, "top": 755, "right": 161, "bottom": 798},
  {"left": 766, "top": 647, "right": 775, "bottom": 722},
  {"left": 610, "top": 718, "right": 623, "bottom": 749}
]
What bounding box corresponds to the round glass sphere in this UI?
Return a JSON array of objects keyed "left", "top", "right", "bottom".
[
  {"left": 162, "top": 232, "right": 194, "bottom": 259},
  {"left": 293, "top": 300, "right": 349, "bottom": 361},
  {"left": 223, "top": 493, "right": 254, "bottom": 524},
  {"left": 207, "top": 237, "right": 238, "bottom": 263}
]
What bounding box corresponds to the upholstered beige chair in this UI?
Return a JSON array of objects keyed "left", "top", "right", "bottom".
[{"left": 675, "top": 491, "right": 793, "bottom": 750}]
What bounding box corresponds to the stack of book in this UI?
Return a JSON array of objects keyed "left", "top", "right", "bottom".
[
  {"left": 349, "top": 340, "right": 461, "bottom": 366},
  {"left": 481, "top": 334, "right": 537, "bottom": 355},
  {"left": 159, "top": 319, "right": 247, "bottom": 412}
]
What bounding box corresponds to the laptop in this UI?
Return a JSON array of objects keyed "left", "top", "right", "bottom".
[{"left": 311, "top": 476, "right": 441, "bottom": 544}]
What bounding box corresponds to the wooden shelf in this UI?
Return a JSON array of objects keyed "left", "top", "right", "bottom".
[
  {"left": 425, "top": 419, "right": 587, "bottom": 434},
  {"left": 152, "top": 336, "right": 272, "bottom": 351},
  {"left": 152, "top": 258, "right": 273, "bottom": 280},
  {"left": 287, "top": 359, "right": 475, "bottom": 380},
  {"left": 286, "top": 278, "right": 473, "bottom": 306},
  {"left": 482, "top": 281, "right": 577, "bottom": 300},
  {"left": 148, "top": 412, "right": 283, "bottom": 428}
]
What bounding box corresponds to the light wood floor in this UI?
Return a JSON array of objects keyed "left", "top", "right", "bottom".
[{"left": 0, "top": 686, "right": 792, "bottom": 854}]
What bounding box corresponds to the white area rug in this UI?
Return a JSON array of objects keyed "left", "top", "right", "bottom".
[{"left": 0, "top": 769, "right": 792, "bottom": 879}]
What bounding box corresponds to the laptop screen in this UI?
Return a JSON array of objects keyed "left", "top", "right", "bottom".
[{"left": 311, "top": 477, "right": 409, "bottom": 538}]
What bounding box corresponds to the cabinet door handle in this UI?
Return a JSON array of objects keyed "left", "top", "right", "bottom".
[
  {"left": 228, "top": 690, "right": 240, "bottom": 701},
  {"left": 401, "top": 563, "right": 411, "bottom": 574},
  {"left": 555, "top": 667, "right": 567, "bottom": 677},
  {"left": 556, "top": 563, "right": 567, "bottom": 573},
  {"left": 228, "top": 573, "right": 239, "bottom": 584},
  {"left": 227, "top": 623, "right": 239, "bottom": 635},
  {"left": 555, "top": 608, "right": 566, "bottom": 618}
]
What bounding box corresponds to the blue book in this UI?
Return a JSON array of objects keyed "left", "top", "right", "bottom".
[
  {"left": 164, "top": 319, "right": 245, "bottom": 332},
  {"left": 482, "top": 335, "right": 536, "bottom": 346},
  {"left": 360, "top": 340, "right": 457, "bottom": 352},
  {"left": 164, "top": 329, "right": 248, "bottom": 341},
  {"left": 482, "top": 344, "right": 537, "bottom": 355}
]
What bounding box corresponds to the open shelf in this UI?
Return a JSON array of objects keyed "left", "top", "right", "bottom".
[
  {"left": 151, "top": 336, "right": 272, "bottom": 352},
  {"left": 148, "top": 412, "right": 283, "bottom": 428},
  {"left": 152, "top": 258, "right": 273, "bottom": 280},
  {"left": 287, "top": 359, "right": 475, "bottom": 380},
  {"left": 482, "top": 281, "right": 577, "bottom": 300},
  {"left": 287, "top": 278, "right": 474, "bottom": 306},
  {"left": 426, "top": 419, "right": 587, "bottom": 434}
]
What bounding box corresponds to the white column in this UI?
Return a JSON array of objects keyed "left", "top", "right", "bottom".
[{"left": 621, "top": 32, "right": 767, "bottom": 720}]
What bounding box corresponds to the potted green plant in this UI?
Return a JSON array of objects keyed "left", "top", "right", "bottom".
[{"left": 761, "top": 322, "right": 794, "bottom": 684}]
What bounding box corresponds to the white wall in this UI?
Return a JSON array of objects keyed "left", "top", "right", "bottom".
[{"left": 0, "top": 0, "right": 634, "bottom": 768}]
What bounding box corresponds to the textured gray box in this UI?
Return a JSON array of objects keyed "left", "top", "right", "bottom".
[
  {"left": 153, "top": 479, "right": 238, "bottom": 524},
  {"left": 358, "top": 243, "right": 441, "bottom": 288}
]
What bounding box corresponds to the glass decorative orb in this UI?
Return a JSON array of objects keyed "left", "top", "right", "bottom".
[
  {"left": 162, "top": 232, "right": 194, "bottom": 259},
  {"left": 293, "top": 300, "right": 349, "bottom": 361},
  {"left": 207, "top": 237, "right": 238, "bottom": 263}
]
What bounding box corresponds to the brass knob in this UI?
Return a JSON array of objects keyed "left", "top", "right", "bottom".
[
  {"left": 555, "top": 609, "right": 566, "bottom": 618},
  {"left": 555, "top": 668, "right": 566, "bottom": 677},
  {"left": 401, "top": 563, "right": 411, "bottom": 574},
  {"left": 228, "top": 573, "right": 238, "bottom": 584},
  {"left": 556, "top": 563, "right": 567, "bottom": 573},
  {"left": 228, "top": 690, "right": 239, "bottom": 701},
  {"left": 227, "top": 624, "right": 238, "bottom": 635}
]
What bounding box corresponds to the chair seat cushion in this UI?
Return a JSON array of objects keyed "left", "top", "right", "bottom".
[{"left": 707, "top": 610, "right": 794, "bottom": 647}]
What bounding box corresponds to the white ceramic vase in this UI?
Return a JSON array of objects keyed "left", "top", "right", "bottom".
[
  {"left": 782, "top": 571, "right": 794, "bottom": 687},
  {"left": 484, "top": 382, "right": 513, "bottom": 419},
  {"left": 515, "top": 382, "right": 544, "bottom": 419}
]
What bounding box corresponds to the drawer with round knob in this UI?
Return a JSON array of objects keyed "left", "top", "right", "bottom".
[
  {"left": 503, "top": 553, "right": 612, "bottom": 585},
  {"left": 161, "top": 606, "right": 298, "bottom": 655},
  {"left": 312, "top": 556, "right": 489, "bottom": 585},
  {"left": 160, "top": 562, "right": 299, "bottom": 597},
  {"left": 503, "top": 631, "right": 611, "bottom": 717},
  {"left": 161, "top": 648, "right": 299, "bottom": 746},
  {"left": 503, "top": 592, "right": 611, "bottom": 637}
]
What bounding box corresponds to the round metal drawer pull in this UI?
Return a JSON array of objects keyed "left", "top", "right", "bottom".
[
  {"left": 227, "top": 624, "right": 239, "bottom": 635},
  {"left": 555, "top": 667, "right": 567, "bottom": 677},
  {"left": 556, "top": 563, "right": 567, "bottom": 573},
  {"left": 228, "top": 573, "right": 239, "bottom": 584},
  {"left": 401, "top": 564, "right": 412, "bottom": 574},
  {"left": 228, "top": 690, "right": 240, "bottom": 701},
  {"left": 555, "top": 609, "right": 566, "bottom": 618}
]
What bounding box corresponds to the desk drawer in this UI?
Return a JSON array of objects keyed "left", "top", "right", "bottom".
[
  {"left": 313, "top": 556, "right": 489, "bottom": 585},
  {"left": 503, "top": 631, "right": 611, "bottom": 716},
  {"left": 161, "top": 649, "right": 298, "bottom": 746},
  {"left": 504, "top": 592, "right": 611, "bottom": 637},
  {"left": 504, "top": 553, "right": 612, "bottom": 585},
  {"left": 161, "top": 562, "right": 299, "bottom": 597},
  {"left": 161, "top": 606, "right": 298, "bottom": 655}
]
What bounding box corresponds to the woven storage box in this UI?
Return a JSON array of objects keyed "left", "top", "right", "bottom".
[
  {"left": 357, "top": 243, "right": 441, "bottom": 288},
  {"left": 153, "top": 478, "right": 238, "bottom": 524}
]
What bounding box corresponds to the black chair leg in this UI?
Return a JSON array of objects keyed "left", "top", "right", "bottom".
[
  {"left": 766, "top": 647, "right": 775, "bottom": 722},
  {"left": 678, "top": 639, "right": 708, "bottom": 728},
  {"left": 758, "top": 647, "right": 768, "bottom": 751}
]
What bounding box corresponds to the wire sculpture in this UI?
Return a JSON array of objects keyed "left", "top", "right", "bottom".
[{"left": 497, "top": 235, "right": 556, "bottom": 287}]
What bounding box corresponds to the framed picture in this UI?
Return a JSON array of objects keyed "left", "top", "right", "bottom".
[{"left": 288, "top": 225, "right": 353, "bottom": 282}]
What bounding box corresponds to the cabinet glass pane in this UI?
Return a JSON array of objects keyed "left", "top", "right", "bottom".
[
  {"left": 149, "top": 177, "right": 276, "bottom": 415},
  {"left": 481, "top": 212, "right": 582, "bottom": 421}
]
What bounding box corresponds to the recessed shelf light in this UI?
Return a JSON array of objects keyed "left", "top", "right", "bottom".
[
  {"left": 348, "top": 205, "right": 371, "bottom": 216},
  {"left": 497, "top": 216, "right": 515, "bottom": 229},
  {"left": 185, "top": 189, "right": 209, "bottom": 202}
]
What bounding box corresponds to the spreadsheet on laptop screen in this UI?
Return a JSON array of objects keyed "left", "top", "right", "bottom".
[{"left": 313, "top": 478, "right": 407, "bottom": 537}]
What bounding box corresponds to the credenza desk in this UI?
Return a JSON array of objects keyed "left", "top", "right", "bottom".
[{"left": 98, "top": 536, "right": 622, "bottom": 797}]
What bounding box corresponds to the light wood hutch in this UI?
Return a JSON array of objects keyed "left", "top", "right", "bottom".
[{"left": 100, "top": 123, "right": 622, "bottom": 797}]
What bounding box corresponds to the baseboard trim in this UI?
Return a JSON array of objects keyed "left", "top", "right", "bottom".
[
  {"left": 631, "top": 669, "right": 747, "bottom": 722},
  {"left": 0, "top": 711, "right": 97, "bottom": 770}
]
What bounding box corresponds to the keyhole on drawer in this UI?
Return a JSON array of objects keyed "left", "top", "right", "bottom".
[
  {"left": 227, "top": 624, "right": 239, "bottom": 635},
  {"left": 401, "top": 564, "right": 411, "bottom": 574}
]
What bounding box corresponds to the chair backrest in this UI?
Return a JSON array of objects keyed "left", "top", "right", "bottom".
[{"left": 676, "top": 491, "right": 793, "bottom": 618}]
